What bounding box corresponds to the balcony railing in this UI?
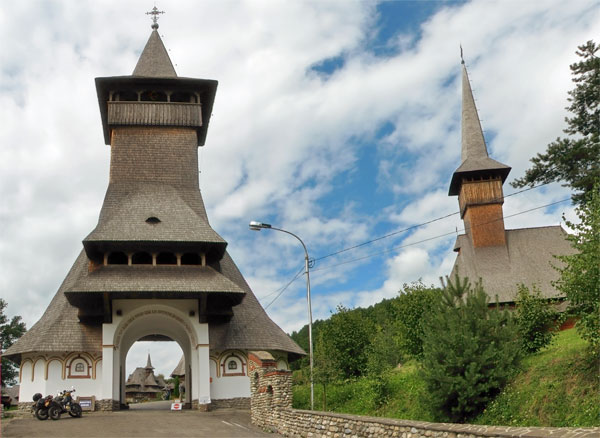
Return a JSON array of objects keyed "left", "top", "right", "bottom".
[{"left": 108, "top": 102, "right": 202, "bottom": 127}]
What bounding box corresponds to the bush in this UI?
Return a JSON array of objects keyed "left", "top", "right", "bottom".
[
  {"left": 514, "top": 284, "right": 561, "bottom": 353},
  {"left": 420, "top": 275, "right": 522, "bottom": 423}
]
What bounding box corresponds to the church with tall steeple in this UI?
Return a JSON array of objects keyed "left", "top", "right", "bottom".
[
  {"left": 5, "top": 8, "right": 303, "bottom": 411},
  {"left": 449, "top": 58, "right": 574, "bottom": 304}
]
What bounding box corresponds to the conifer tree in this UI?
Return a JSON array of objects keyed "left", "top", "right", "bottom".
[
  {"left": 512, "top": 40, "right": 599, "bottom": 205},
  {"left": 420, "top": 275, "right": 521, "bottom": 422}
]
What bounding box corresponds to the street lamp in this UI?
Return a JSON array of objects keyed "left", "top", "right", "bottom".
[{"left": 249, "top": 221, "right": 314, "bottom": 411}]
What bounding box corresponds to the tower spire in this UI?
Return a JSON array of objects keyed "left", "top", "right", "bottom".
[
  {"left": 146, "top": 353, "right": 154, "bottom": 370},
  {"left": 448, "top": 59, "right": 510, "bottom": 196}
]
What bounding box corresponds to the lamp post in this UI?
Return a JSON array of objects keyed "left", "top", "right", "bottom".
[{"left": 249, "top": 221, "right": 314, "bottom": 410}]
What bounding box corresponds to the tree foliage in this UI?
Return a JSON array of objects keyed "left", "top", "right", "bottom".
[
  {"left": 420, "top": 275, "right": 522, "bottom": 423},
  {"left": 1, "top": 299, "right": 27, "bottom": 387},
  {"left": 514, "top": 284, "right": 561, "bottom": 353},
  {"left": 317, "top": 305, "right": 374, "bottom": 379},
  {"left": 511, "top": 40, "right": 599, "bottom": 205},
  {"left": 554, "top": 184, "right": 600, "bottom": 355},
  {"left": 393, "top": 281, "right": 441, "bottom": 359}
]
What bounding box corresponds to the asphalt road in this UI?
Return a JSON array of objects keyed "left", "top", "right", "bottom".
[{"left": 1, "top": 407, "right": 275, "bottom": 437}]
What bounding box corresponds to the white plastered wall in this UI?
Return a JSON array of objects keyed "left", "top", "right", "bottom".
[{"left": 18, "top": 354, "right": 103, "bottom": 403}]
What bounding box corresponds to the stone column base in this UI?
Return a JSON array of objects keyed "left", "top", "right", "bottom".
[
  {"left": 97, "top": 399, "right": 120, "bottom": 411},
  {"left": 192, "top": 399, "right": 211, "bottom": 411}
]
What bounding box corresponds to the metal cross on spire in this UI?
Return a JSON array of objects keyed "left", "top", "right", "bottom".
[{"left": 146, "top": 6, "right": 165, "bottom": 30}]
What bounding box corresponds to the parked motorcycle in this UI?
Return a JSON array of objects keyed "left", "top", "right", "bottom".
[
  {"left": 31, "top": 393, "right": 54, "bottom": 420},
  {"left": 48, "top": 388, "right": 82, "bottom": 420}
]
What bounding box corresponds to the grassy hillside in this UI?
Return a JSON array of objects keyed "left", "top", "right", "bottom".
[
  {"left": 292, "top": 329, "right": 599, "bottom": 427},
  {"left": 473, "top": 328, "right": 599, "bottom": 427}
]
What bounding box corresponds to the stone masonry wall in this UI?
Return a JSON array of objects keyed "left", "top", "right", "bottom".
[
  {"left": 211, "top": 397, "right": 250, "bottom": 409},
  {"left": 249, "top": 357, "right": 599, "bottom": 438}
]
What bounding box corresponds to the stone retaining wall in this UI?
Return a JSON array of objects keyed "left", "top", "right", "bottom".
[
  {"left": 273, "top": 409, "right": 599, "bottom": 438},
  {"left": 248, "top": 355, "right": 599, "bottom": 438}
]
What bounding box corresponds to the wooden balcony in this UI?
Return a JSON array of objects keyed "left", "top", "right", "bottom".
[{"left": 107, "top": 102, "right": 202, "bottom": 127}]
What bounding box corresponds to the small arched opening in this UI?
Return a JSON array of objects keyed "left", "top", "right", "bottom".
[
  {"left": 140, "top": 90, "right": 168, "bottom": 102},
  {"left": 156, "top": 252, "right": 177, "bottom": 265},
  {"left": 181, "top": 253, "right": 201, "bottom": 265},
  {"left": 132, "top": 252, "right": 152, "bottom": 265},
  {"left": 107, "top": 252, "right": 128, "bottom": 265}
]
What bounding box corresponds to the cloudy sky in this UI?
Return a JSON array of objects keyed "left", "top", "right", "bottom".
[{"left": 1, "top": 0, "right": 598, "bottom": 378}]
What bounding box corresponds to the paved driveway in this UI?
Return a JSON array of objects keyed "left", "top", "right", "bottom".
[{"left": 2, "top": 408, "right": 276, "bottom": 437}]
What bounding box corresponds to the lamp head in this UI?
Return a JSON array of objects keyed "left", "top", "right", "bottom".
[{"left": 249, "top": 221, "right": 272, "bottom": 231}]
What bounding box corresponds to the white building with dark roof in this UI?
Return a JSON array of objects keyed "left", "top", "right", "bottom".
[
  {"left": 449, "top": 60, "right": 574, "bottom": 304},
  {"left": 5, "top": 15, "right": 303, "bottom": 411}
]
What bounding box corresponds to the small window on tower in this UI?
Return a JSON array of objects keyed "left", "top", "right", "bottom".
[
  {"left": 75, "top": 363, "right": 84, "bottom": 372},
  {"left": 228, "top": 361, "right": 237, "bottom": 370}
]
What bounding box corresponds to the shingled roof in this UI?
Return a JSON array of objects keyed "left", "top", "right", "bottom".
[
  {"left": 85, "top": 183, "right": 226, "bottom": 249},
  {"left": 4, "top": 250, "right": 305, "bottom": 360},
  {"left": 133, "top": 30, "right": 177, "bottom": 78},
  {"left": 451, "top": 226, "right": 575, "bottom": 303},
  {"left": 448, "top": 63, "right": 511, "bottom": 196}
]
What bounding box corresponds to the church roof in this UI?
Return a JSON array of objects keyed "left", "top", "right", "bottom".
[
  {"left": 170, "top": 356, "right": 185, "bottom": 377},
  {"left": 450, "top": 226, "right": 575, "bottom": 303},
  {"left": 125, "top": 367, "right": 163, "bottom": 393},
  {"left": 4, "top": 250, "right": 305, "bottom": 360},
  {"left": 84, "top": 184, "right": 227, "bottom": 255},
  {"left": 133, "top": 30, "right": 177, "bottom": 78},
  {"left": 449, "top": 63, "right": 511, "bottom": 196}
]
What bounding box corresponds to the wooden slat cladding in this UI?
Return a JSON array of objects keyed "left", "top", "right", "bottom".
[
  {"left": 459, "top": 177, "right": 503, "bottom": 217},
  {"left": 107, "top": 102, "right": 202, "bottom": 127}
]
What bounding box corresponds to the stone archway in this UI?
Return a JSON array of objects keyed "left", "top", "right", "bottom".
[{"left": 101, "top": 302, "right": 210, "bottom": 410}]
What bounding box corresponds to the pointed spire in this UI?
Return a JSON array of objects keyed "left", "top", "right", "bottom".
[
  {"left": 146, "top": 353, "right": 154, "bottom": 370},
  {"left": 461, "top": 63, "right": 488, "bottom": 164},
  {"left": 448, "top": 59, "right": 510, "bottom": 196},
  {"left": 133, "top": 30, "right": 177, "bottom": 77}
]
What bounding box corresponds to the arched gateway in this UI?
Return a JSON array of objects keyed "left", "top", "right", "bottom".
[{"left": 5, "top": 13, "right": 304, "bottom": 411}]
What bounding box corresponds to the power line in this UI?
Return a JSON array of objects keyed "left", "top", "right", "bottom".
[
  {"left": 313, "top": 181, "right": 556, "bottom": 262},
  {"left": 311, "top": 197, "right": 571, "bottom": 274}
]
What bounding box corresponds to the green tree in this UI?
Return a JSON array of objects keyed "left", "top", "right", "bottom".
[
  {"left": 319, "top": 305, "right": 373, "bottom": 379},
  {"left": 512, "top": 40, "right": 599, "bottom": 205},
  {"left": 313, "top": 330, "right": 342, "bottom": 410},
  {"left": 420, "top": 275, "right": 522, "bottom": 423},
  {"left": 365, "top": 325, "right": 402, "bottom": 376},
  {"left": 393, "top": 281, "right": 441, "bottom": 359},
  {"left": 554, "top": 184, "right": 600, "bottom": 354},
  {"left": 514, "top": 284, "right": 561, "bottom": 353},
  {"left": 173, "top": 375, "right": 180, "bottom": 398},
  {"left": 1, "top": 299, "right": 27, "bottom": 387}
]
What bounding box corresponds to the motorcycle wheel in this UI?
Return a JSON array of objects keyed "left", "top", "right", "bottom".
[
  {"left": 35, "top": 408, "right": 49, "bottom": 421},
  {"left": 69, "top": 403, "right": 82, "bottom": 418},
  {"left": 49, "top": 405, "right": 61, "bottom": 420}
]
